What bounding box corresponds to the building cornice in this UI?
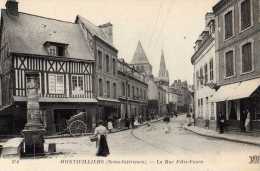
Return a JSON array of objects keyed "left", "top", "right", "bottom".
[
  {"left": 191, "top": 36, "right": 214, "bottom": 64},
  {"left": 213, "top": 0, "right": 235, "bottom": 15}
]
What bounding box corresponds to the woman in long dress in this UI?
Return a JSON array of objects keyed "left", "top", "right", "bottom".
[
  {"left": 94, "top": 121, "right": 110, "bottom": 157},
  {"left": 244, "top": 109, "right": 250, "bottom": 132}
]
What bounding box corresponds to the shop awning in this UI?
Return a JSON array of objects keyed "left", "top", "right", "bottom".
[{"left": 210, "top": 78, "right": 260, "bottom": 102}]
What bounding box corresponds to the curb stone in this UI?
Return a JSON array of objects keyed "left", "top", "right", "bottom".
[{"left": 184, "top": 126, "right": 260, "bottom": 147}]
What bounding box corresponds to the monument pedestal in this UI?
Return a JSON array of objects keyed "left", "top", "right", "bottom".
[
  {"left": 22, "top": 128, "right": 45, "bottom": 155},
  {"left": 22, "top": 71, "right": 46, "bottom": 156}
]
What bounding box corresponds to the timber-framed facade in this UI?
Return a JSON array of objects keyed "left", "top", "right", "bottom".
[{"left": 0, "top": 1, "right": 97, "bottom": 135}]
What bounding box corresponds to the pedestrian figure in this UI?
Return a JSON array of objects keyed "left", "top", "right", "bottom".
[
  {"left": 240, "top": 110, "right": 246, "bottom": 132},
  {"left": 219, "top": 113, "right": 225, "bottom": 134},
  {"left": 245, "top": 109, "right": 250, "bottom": 132},
  {"left": 118, "top": 117, "right": 121, "bottom": 129},
  {"left": 124, "top": 117, "right": 130, "bottom": 129},
  {"left": 94, "top": 120, "right": 110, "bottom": 157},
  {"left": 130, "top": 116, "right": 135, "bottom": 129},
  {"left": 107, "top": 120, "right": 113, "bottom": 133},
  {"left": 134, "top": 118, "right": 139, "bottom": 127},
  {"left": 163, "top": 117, "right": 171, "bottom": 134},
  {"left": 187, "top": 113, "right": 192, "bottom": 126}
]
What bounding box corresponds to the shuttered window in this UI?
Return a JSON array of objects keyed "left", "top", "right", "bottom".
[
  {"left": 113, "top": 83, "right": 117, "bottom": 99},
  {"left": 200, "top": 68, "right": 204, "bottom": 85},
  {"left": 242, "top": 42, "right": 253, "bottom": 73},
  {"left": 225, "top": 50, "right": 234, "bottom": 77},
  {"left": 106, "top": 81, "right": 110, "bottom": 98},
  {"left": 224, "top": 11, "right": 233, "bottom": 39},
  {"left": 196, "top": 71, "right": 200, "bottom": 89},
  {"left": 241, "top": 0, "right": 251, "bottom": 30},
  {"left": 98, "top": 50, "right": 102, "bottom": 70},
  {"left": 204, "top": 64, "right": 208, "bottom": 84},
  {"left": 99, "top": 79, "right": 103, "bottom": 96},
  {"left": 106, "top": 55, "right": 109, "bottom": 72},
  {"left": 209, "top": 59, "right": 214, "bottom": 81}
]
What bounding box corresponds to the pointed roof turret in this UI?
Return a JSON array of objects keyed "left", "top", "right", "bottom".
[
  {"left": 158, "top": 49, "right": 169, "bottom": 85},
  {"left": 131, "top": 41, "right": 150, "bottom": 64},
  {"left": 159, "top": 50, "right": 167, "bottom": 77}
]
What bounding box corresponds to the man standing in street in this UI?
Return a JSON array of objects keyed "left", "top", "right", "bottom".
[{"left": 219, "top": 113, "right": 225, "bottom": 134}]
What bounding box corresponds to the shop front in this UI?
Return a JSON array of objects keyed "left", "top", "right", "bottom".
[
  {"left": 97, "top": 97, "right": 121, "bottom": 124},
  {"left": 211, "top": 78, "right": 260, "bottom": 133}
]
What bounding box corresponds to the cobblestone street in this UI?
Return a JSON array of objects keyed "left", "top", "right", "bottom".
[{"left": 45, "top": 115, "right": 260, "bottom": 158}]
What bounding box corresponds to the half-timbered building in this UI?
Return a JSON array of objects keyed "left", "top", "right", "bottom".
[{"left": 0, "top": 0, "right": 97, "bottom": 135}]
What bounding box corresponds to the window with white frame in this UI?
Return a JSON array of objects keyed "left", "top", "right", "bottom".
[
  {"left": 48, "top": 74, "right": 64, "bottom": 94},
  {"left": 240, "top": 0, "right": 252, "bottom": 31},
  {"left": 241, "top": 42, "right": 253, "bottom": 73},
  {"left": 225, "top": 50, "right": 234, "bottom": 77},
  {"left": 48, "top": 46, "right": 57, "bottom": 56},
  {"left": 71, "top": 75, "right": 84, "bottom": 95},
  {"left": 224, "top": 10, "right": 233, "bottom": 39}
]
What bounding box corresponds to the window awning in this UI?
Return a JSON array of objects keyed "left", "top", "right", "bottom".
[{"left": 210, "top": 78, "right": 260, "bottom": 102}]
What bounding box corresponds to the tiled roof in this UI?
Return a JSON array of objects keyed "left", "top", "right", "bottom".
[
  {"left": 131, "top": 41, "right": 150, "bottom": 64},
  {"left": 75, "top": 15, "right": 115, "bottom": 49},
  {"left": 2, "top": 10, "right": 94, "bottom": 61}
]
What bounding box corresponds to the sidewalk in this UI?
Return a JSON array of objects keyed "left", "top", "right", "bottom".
[{"left": 184, "top": 125, "right": 260, "bottom": 147}]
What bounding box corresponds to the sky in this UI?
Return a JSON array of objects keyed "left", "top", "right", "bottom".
[{"left": 0, "top": 0, "right": 218, "bottom": 84}]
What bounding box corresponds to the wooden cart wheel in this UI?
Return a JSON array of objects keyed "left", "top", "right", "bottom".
[{"left": 69, "top": 120, "right": 87, "bottom": 136}]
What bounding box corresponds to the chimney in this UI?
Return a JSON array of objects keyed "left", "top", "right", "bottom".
[
  {"left": 205, "top": 12, "right": 214, "bottom": 27},
  {"left": 6, "top": 0, "right": 19, "bottom": 16},
  {"left": 99, "top": 22, "right": 113, "bottom": 44}
]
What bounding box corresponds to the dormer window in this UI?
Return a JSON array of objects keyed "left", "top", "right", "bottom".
[
  {"left": 57, "top": 46, "right": 65, "bottom": 56},
  {"left": 48, "top": 45, "right": 57, "bottom": 56},
  {"left": 44, "top": 41, "right": 67, "bottom": 57}
]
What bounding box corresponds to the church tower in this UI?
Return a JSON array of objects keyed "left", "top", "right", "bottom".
[
  {"left": 158, "top": 49, "right": 169, "bottom": 86},
  {"left": 130, "top": 41, "right": 153, "bottom": 77}
]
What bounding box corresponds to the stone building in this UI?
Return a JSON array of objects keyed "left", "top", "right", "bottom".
[
  {"left": 0, "top": 0, "right": 97, "bottom": 135},
  {"left": 211, "top": 0, "right": 260, "bottom": 132},
  {"left": 117, "top": 59, "right": 148, "bottom": 119},
  {"left": 155, "top": 50, "right": 170, "bottom": 115},
  {"left": 130, "top": 41, "right": 168, "bottom": 116},
  {"left": 171, "top": 80, "right": 193, "bottom": 113},
  {"left": 191, "top": 12, "right": 217, "bottom": 130},
  {"left": 75, "top": 16, "right": 121, "bottom": 123}
]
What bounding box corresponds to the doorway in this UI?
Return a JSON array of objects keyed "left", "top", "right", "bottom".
[{"left": 54, "top": 109, "right": 79, "bottom": 133}]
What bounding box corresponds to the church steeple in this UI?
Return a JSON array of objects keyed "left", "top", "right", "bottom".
[
  {"left": 130, "top": 40, "right": 152, "bottom": 76},
  {"left": 131, "top": 40, "right": 150, "bottom": 64},
  {"left": 158, "top": 49, "right": 169, "bottom": 86}
]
